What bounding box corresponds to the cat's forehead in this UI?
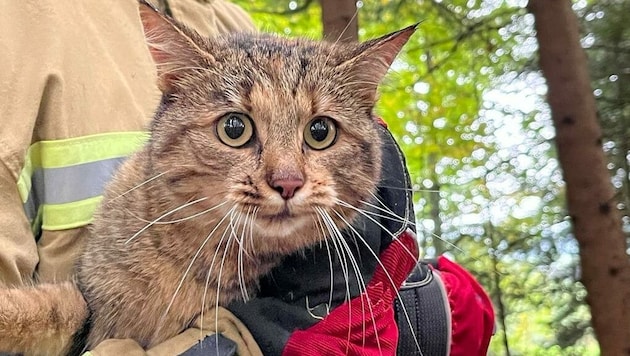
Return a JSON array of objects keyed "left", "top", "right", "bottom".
[
  {"left": 209, "top": 33, "right": 350, "bottom": 67},
  {"left": 190, "top": 35, "right": 356, "bottom": 111}
]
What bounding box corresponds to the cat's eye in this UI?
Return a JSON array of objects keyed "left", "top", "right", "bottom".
[
  {"left": 304, "top": 117, "right": 337, "bottom": 150},
  {"left": 216, "top": 113, "right": 254, "bottom": 147}
]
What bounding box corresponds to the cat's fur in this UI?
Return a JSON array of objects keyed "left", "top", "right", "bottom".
[{"left": 0, "top": 2, "right": 415, "bottom": 354}]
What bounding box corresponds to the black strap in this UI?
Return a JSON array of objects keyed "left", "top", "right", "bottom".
[{"left": 394, "top": 262, "right": 450, "bottom": 356}]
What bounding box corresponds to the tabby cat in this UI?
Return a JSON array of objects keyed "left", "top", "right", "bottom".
[{"left": 0, "top": 1, "right": 415, "bottom": 354}]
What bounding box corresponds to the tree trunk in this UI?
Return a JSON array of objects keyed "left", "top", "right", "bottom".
[
  {"left": 319, "top": 0, "right": 358, "bottom": 42},
  {"left": 528, "top": 0, "right": 630, "bottom": 353}
]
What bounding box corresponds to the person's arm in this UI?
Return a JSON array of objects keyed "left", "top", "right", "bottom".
[
  {"left": 0, "top": 161, "right": 38, "bottom": 287},
  {"left": 164, "top": 0, "right": 257, "bottom": 37},
  {"left": 0, "top": 1, "right": 50, "bottom": 287},
  {"left": 0, "top": 0, "right": 164, "bottom": 286}
]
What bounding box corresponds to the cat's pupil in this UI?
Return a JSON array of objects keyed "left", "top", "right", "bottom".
[
  {"left": 224, "top": 115, "right": 246, "bottom": 139},
  {"left": 310, "top": 119, "right": 329, "bottom": 142}
]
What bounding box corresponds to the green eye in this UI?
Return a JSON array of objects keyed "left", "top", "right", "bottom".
[
  {"left": 217, "top": 113, "right": 254, "bottom": 147},
  {"left": 304, "top": 117, "right": 337, "bottom": 150}
]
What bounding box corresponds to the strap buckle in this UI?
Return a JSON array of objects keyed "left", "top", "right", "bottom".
[{"left": 400, "top": 263, "right": 433, "bottom": 290}]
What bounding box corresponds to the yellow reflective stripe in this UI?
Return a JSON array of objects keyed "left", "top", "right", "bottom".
[
  {"left": 18, "top": 132, "right": 149, "bottom": 232},
  {"left": 41, "top": 196, "right": 103, "bottom": 231},
  {"left": 29, "top": 131, "right": 148, "bottom": 168},
  {"left": 17, "top": 151, "right": 34, "bottom": 203},
  {"left": 32, "top": 206, "right": 43, "bottom": 238},
  {"left": 17, "top": 132, "right": 149, "bottom": 204}
]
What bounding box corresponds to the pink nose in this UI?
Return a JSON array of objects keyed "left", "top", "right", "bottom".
[{"left": 271, "top": 178, "right": 304, "bottom": 199}]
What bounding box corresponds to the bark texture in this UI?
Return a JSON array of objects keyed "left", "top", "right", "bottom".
[
  {"left": 320, "top": 0, "right": 358, "bottom": 42},
  {"left": 528, "top": 0, "right": 630, "bottom": 354}
]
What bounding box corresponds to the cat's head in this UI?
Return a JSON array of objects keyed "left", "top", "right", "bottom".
[{"left": 138, "top": 2, "right": 414, "bottom": 254}]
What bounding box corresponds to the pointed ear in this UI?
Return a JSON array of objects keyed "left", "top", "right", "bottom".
[
  {"left": 138, "top": 1, "right": 212, "bottom": 93},
  {"left": 340, "top": 24, "right": 417, "bottom": 100}
]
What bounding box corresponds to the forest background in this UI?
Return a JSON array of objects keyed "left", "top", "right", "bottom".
[{"left": 231, "top": 0, "right": 629, "bottom": 354}]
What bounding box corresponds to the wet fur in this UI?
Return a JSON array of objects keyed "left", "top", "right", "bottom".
[{"left": 0, "top": 2, "right": 414, "bottom": 354}]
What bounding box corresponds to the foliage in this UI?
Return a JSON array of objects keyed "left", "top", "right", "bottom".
[
  {"left": 580, "top": 0, "right": 630, "bottom": 239},
  {"left": 229, "top": 0, "right": 622, "bottom": 353}
]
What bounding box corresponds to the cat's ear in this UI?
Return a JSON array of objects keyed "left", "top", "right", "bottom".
[
  {"left": 138, "top": 1, "right": 213, "bottom": 93},
  {"left": 340, "top": 24, "right": 417, "bottom": 100}
]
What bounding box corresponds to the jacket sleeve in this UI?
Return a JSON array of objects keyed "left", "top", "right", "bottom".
[
  {"left": 0, "top": 157, "right": 38, "bottom": 287},
  {"left": 0, "top": 2, "right": 47, "bottom": 287},
  {"left": 167, "top": 0, "right": 257, "bottom": 37},
  {"left": 0, "top": 0, "right": 161, "bottom": 286}
]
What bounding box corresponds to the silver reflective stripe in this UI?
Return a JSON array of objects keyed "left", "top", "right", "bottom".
[{"left": 23, "top": 157, "right": 127, "bottom": 221}]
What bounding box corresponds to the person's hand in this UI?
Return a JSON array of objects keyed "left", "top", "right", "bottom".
[
  {"left": 282, "top": 230, "right": 418, "bottom": 356},
  {"left": 86, "top": 307, "right": 261, "bottom": 356}
]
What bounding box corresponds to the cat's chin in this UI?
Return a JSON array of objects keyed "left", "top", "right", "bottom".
[{"left": 254, "top": 214, "right": 311, "bottom": 238}]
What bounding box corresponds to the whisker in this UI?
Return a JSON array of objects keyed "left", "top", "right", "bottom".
[
  {"left": 317, "top": 207, "right": 351, "bottom": 304},
  {"left": 158, "top": 205, "right": 235, "bottom": 339},
  {"left": 126, "top": 201, "right": 229, "bottom": 225},
  {"left": 200, "top": 210, "right": 235, "bottom": 339},
  {"left": 343, "top": 227, "right": 372, "bottom": 349},
  {"left": 425, "top": 230, "right": 466, "bottom": 254},
  {"left": 238, "top": 206, "right": 253, "bottom": 302},
  {"left": 336, "top": 199, "right": 420, "bottom": 262},
  {"left": 173, "top": 207, "right": 234, "bottom": 307},
  {"left": 333, "top": 5, "right": 359, "bottom": 45},
  {"left": 354, "top": 204, "right": 415, "bottom": 227},
  {"left": 377, "top": 185, "right": 426, "bottom": 193},
  {"left": 368, "top": 192, "right": 443, "bottom": 257},
  {"left": 317, "top": 209, "right": 352, "bottom": 352},
  {"left": 323, "top": 3, "right": 360, "bottom": 66},
  {"left": 368, "top": 192, "right": 413, "bottom": 221},
  {"left": 125, "top": 197, "right": 208, "bottom": 244},
  {"left": 213, "top": 208, "right": 241, "bottom": 355},
  {"left": 329, "top": 209, "right": 382, "bottom": 353},
  {"left": 333, "top": 205, "right": 423, "bottom": 355},
  {"left": 314, "top": 212, "right": 335, "bottom": 312},
  {"left": 320, "top": 208, "right": 371, "bottom": 353},
  {"left": 328, "top": 212, "right": 369, "bottom": 295},
  {"left": 248, "top": 207, "right": 259, "bottom": 256},
  {"left": 108, "top": 170, "right": 170, "bottom": 203},
  {"left": 364, "top": 194, "right": 465, "bottom": 256},
  {"left": 359, "top": 198, "right": 416, "bottom": 226}
]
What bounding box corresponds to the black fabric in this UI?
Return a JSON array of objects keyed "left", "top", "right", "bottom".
[
  {"left": 228, "top": 125, "right": 417, "bottom": 355},
  {"left": 376, "top": 125, "right": 417, "bottom": 241},
  {"left": 180, "top": 333, "right": 237, "bottom": 356},
  {"left": 394, "top": 262, "right": 450, "bottom": 356}
]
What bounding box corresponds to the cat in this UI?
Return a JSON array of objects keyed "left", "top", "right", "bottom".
[{"left": 0, "top": 1, "right": 415, "bottom": 354}]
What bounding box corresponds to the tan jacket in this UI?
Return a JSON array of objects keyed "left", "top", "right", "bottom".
[
  {"left": 0, "top": 0, "right": 260, "bottom": 354},
  {"left": 0, "top": 0, "right": 254, "bottom": 285}
]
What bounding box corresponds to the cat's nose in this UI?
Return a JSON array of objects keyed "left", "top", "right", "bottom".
[{"left": 271, "top": 178, "right": 304, "bottom": 199}]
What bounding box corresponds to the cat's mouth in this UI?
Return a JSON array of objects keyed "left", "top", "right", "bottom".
[
  {"left": 253, "top": 203, "right": 317, "bottom": 237},
  {"left": 260, "top": 206, "right": 293, "bottom": 222},
  {"left": 255, "top": 204, "right": 313, "bottom": 234}
]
